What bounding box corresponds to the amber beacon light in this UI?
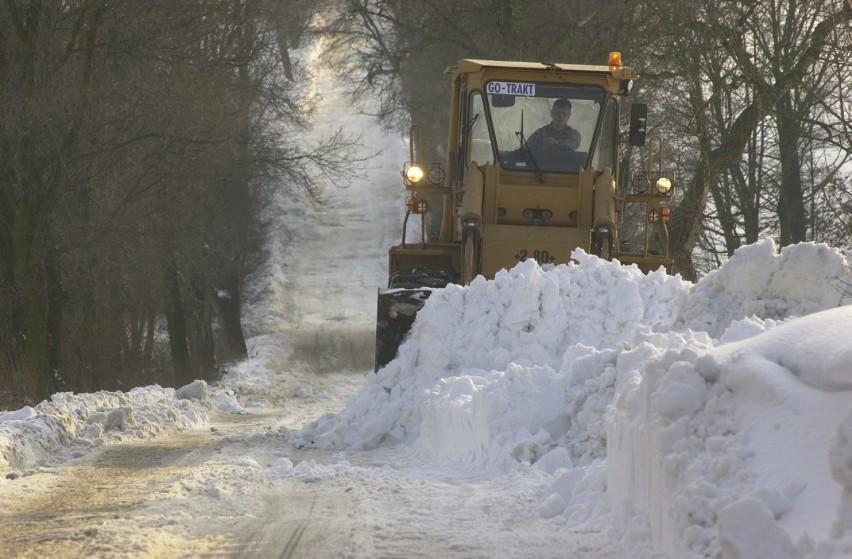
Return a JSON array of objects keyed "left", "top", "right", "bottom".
[{"left": 608, "top": 51, "right": 622, "bottom": 67}]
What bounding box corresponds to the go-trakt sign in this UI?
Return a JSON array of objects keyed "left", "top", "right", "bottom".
[{"left": 485, "top": 81, "right": 536, "bottom": 96}]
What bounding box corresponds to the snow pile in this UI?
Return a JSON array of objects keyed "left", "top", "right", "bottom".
[
  {"left": 0, "top": 384, "right": 211, "bottom": 477},
  {"left": 296, "top": 251, "right": 687, "bottom": 453},
  {"left": 679, "top": 239, "right": 850, "bottom": 337},
  {"left": 296, "top": 239, "right": 852, "bottom": 556}
]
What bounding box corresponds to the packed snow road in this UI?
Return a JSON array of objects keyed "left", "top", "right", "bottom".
[
  {"left": 0, "top": 397, "right": 385, "bottom": 558},
  {"left": 0, "top": 383, "right": 377, "bottom": 558},
  {"left": 0, "top": 378, "right": 625, "bottom": 558}
]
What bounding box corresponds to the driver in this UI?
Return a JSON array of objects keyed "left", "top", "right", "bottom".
[{"left": 527, "top": 98, "right": 580, "bottom": 156}]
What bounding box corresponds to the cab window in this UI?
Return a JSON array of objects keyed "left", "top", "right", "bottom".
[
  {"left": 592, "top": 98, "right": 618, "bottom": 172},
  {"left": 467, "top": 92, "right": 494, "bottom": 166},
  {"left": 485, "top": 82, "right": 604, "bottom": 174}
]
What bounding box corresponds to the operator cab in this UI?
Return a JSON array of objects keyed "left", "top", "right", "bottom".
[{"left": 466, "top": 82, "right": 614, "bottom": 177}]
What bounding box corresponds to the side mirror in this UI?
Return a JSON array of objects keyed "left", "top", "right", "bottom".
[{"left": 629, "top": 103, "right": 647, "bottom": 147}]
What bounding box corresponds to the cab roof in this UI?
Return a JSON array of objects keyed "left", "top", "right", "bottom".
[{"left": 446, "top": 59, "right": 637, "bottom": 80}]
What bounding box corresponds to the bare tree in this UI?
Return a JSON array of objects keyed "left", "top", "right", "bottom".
[
  {"left": 0, "top": 0, "right": 355, "bottom": 404},
  {"left": 634, "top": 0, "right": 852, "bottom": 279}
]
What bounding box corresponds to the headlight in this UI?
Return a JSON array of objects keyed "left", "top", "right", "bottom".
[
  {"left": 655, "top": 177, "right": 672, "bottom": 194},
  {"left": 405, "top": 164, "right": 424, "bottom": 184}
]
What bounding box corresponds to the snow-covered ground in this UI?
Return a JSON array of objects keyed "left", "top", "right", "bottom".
[{"left": 2, "top": 35, "right": 852, "bottom": 559}]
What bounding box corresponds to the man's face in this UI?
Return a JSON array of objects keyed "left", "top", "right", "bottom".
[{"left": 551, "top": 106, "right": 571, "bottom": 129}]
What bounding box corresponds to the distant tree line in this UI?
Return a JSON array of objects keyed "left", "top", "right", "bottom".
[
  {"left": 325, "top": 0, "right": 852, "bottom": 279},
  {"left": 0, "top": 0, "right": 342, "bottom": 404}
]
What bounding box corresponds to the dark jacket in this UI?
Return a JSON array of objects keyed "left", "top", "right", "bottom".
[{"left": 527, "top": 123, "right": 581, "bottom": 155}]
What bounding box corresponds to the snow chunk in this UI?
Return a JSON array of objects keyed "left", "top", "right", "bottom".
[
  {"left": 539, "top": 492, "right": 566, "bottom": 518},
  {"left": 653, "top": 362, "right": 707, "bottom": 422},
  {"left": 0, "top": 406, "right": 36, "bottom": 422},
  {"left": 177, "top": 380, "right": 209, "bottom": 401},
  {"left": 84, "top": 406, "right": 135, "bottom": 435},
  {"left": 717, "top": 498, "right": 801, "bottom": 559},
  {"left": 534, "top": 446, "right": 574, "bottom": 473},
  {"left": 715, "top": 306, "right": 852, "bottom": 392}
]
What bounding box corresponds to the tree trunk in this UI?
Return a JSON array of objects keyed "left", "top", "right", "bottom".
[
  {"left": 45, "top": 245, "right": 64, "bottom": 391},
  {"left": 186, "top": 273, "right": 216, "bottom": 381},
  {"left": 775, "top": 92, "right": 807, "bottom": 246},
  {"left": 165, "top": 263, "right": 193, "bottom": 386},
  {"left": 710, "top": 172, "right": 741, "bottom": 257},
  {"left": 214, "top": 273, "right": 247, "bottom": 363},
  {"left": 669, "top": 173, "right": 707, "bottom": 282},
  {"left": 11, "top": 223, "right": 53, "bottom": 403}
]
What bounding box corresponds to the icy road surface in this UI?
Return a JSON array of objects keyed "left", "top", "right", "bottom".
[{"left": 0, "top": 390, "right": 625, "bottom": 558}]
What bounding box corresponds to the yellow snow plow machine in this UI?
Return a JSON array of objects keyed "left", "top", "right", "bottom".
[{"left": 375, "top": 53, "right": 676, "bottom": 371}]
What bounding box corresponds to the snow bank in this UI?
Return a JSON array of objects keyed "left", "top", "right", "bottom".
[
  {"left": 0, "top": 384, "right": 211, "bottom": 477},
  {"left": 678, "top": 239, "right": 849, "bottom": 337},
  {"left": 609, "top": 306, "right": 852, "bottom": 557},
  {"left": 296, "top": 239, "right": 852, "bottom": 556}
]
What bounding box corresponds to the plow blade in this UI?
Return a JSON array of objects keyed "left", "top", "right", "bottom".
[{"left": 374, "top": 288, "right": 433, "bottom": 371}]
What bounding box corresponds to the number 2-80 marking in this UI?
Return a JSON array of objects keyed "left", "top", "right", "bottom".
[{"left": 515, "top": 249, "right": 555, "bottom": 263}]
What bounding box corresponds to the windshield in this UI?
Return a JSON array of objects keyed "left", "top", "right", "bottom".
[{"left": 486, "top": 82, "right": 604, "bottom": 173}]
